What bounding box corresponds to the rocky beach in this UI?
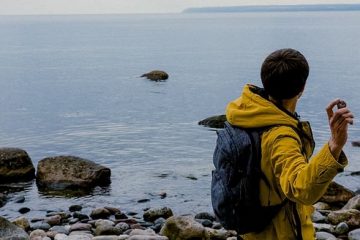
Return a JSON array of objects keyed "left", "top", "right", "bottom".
[{"left": 1, "top": 147, "right": 360, "bottom": 240}]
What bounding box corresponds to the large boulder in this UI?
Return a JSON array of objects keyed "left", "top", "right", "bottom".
[
  {"left": 198, "top": 115, "right": 226, "bottom": 129},
  {"left": 160, "top": 216, "right": 209, "bottom": 240},
  {"left": 0, "top": 148, "right": 35, "bottom": 182},
  {"left": 141, "top": 70, "right": 169, "bottom": 81},
  {"left": 320, "top": 181, "right": 355, "bottom": 204},
  {"left": 0, "top": 216, "right": 29, "bottom": 240},
  {"left": 36, "top": 156, "right": 111, "bottom": 190}
]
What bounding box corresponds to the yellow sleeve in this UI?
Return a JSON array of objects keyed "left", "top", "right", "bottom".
[{"left": 270, "top": 129, "right": 348, "bottom": 205}]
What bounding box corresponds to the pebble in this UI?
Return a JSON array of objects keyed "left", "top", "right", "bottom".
[{"left": 19, "top": 207, "right": 31, "bottom": 214}]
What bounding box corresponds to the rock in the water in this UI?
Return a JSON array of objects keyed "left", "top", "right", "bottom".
[
  {"left": 198, "top": 115, "right": 226, "bottom": 129},
  {"left": 143, "top": 207, "right": 173, "bottom": 222},
  {"left": 0, "top": 148, "right": 35, "bottom": 182},
  {"left": 352, "top": 141, "right": 360, "bottom": 147},
  {"left": 36, "top": 156, "right": 111, "bottom": 190},
  {"left": 141, "top": 70, "right": 169, "bottom": 81},
  {"left": 335, "top": 222, "right": 349, "bottom": 235},
  {"left": 0, "top": 192, "right": 7, "bottom": 208},
  {"left": 160, "top": 215, "right": 208, "bottom": 240},
  {"left": 195, "top": 212, "right": 216, "bottom": 222},
  {"left": 0, "top": 216, "right": 29, "bottom": 239},
  {"left": 320, "top": 181, "right": 355, "bottom": 204}
]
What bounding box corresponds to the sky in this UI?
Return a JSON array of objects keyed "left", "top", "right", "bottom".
[{"left": 1, "top": 0, "right": 360, "bottom": 15}]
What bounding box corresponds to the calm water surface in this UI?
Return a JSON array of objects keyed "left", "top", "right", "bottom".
[{"left": 0, "top": 12, "right": 360, "bottom": 219}]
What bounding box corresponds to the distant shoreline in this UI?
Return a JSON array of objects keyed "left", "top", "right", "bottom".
[{"left": 183, "top": 4, "right": 360, "bottom": 13}]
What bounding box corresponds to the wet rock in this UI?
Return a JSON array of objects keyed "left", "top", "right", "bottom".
[
  {"left": 198, "top": 115, "right": 226, "bottom": 129},
  {"left": 0, "top": 216, "right": 29, "bottom": 239},
  {"left": 115, "top": 212, "right": 128, "bottom": 219},
  {"left": 160, "top": 215, "right": 208, "bottom": 240},
  {"left": 320, "top": 181, "right": 355, "bottom": 204},
  {"left": 91, "top": 207, "right": 112, "bottom": 220},
  {"left": 13, "top": 216, "right": 30, "bottom": 231},
  {"left": 73, "top": 212, "right": 89, "bottom": 221},
  {"left": 36, "top": 156, "right": 111, "bottom": 191},
  {"left": 328, "top": 209, "right": 360, "bottom": 227},
  {"left": 351, "top": 141, "right": 360, "bottom": 147},
  {"left": 92, "top": 236, "right": 120, "bottom": 240},
  {"left": 0, "top": 148, "right": 35, "bottom": 182},
  {"left": 195, "top": 212, "right": 216, "bottom": 222},
  {"left": 19, "top": 207, "right": 31, "bottom": 214},
  {"left": 141, "top": 70, "right": 169, "bottom": 81},
  {"left": 69, "top": 205, "right": 82, "bottom": 212},
  {"left": 138, "top": 198, "right": 151, "bottom": 203},
  {"left": 143, "top": 207, "right": 173, "bottom": 222},
  {"left": 196, "top": 219, "right": 213, "bottom": 228}
]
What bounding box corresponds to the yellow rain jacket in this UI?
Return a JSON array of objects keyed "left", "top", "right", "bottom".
[{"left": 226, "top": 84, "right": 347, "bottom": 240}]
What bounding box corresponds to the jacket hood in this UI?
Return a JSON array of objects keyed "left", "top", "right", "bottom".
[{"left": 226, "top": 84, "right": 300, "bottom": 129}]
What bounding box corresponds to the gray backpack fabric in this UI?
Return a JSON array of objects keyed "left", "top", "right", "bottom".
[{"left": 211, "top": 121, "right": 285, "bottom": 234}]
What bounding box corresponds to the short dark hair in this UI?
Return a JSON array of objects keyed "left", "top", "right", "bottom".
[{"left": 261, "top": 48, "right": 309, "bottom": 100}]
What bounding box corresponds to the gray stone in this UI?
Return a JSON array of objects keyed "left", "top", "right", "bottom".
[
  {"left": 0, "top": 216, "right": 29, "bottom": 240},
  {"left": 14, "top": 195, "right": 26, "bottom": 203},
  {"left": 36, "top": 155, "right": 111, "bottom": 190},
  {"left": 95, "top": 219, "right": 115, "bottom": 227},
  {"left": 334, "top": 222, "right": 349, "bottom": 235},
  {"left": 50, "top": 225, "right": 70, "bottom": 235},
  {"left": 311, "top": 210, "right": 327, "bottom": 223},
  {"left": 92, "top": 236, "right": 119, "bottom": 240},
  {"left": 30, "top": 221, "right": 51, "bottom": 231},
  {"left": 315, "top": 231, "right": 337, "bottom": 240},
  {"left": 70, "top": 222, "right": 92, "bottom": 231},
  {"left": 313, "top": 223, "right": 334, "bottom": 232},
  {"left": 349, "top": 229, "right": 360, "bottom": 240},
  {"left": 115, "top": 222, "right": 130, "bottom": 232},
  {"left": 143, "top": 207, "right": 173, "bottom": 222},
  {"left": 54, "top": 234, "right": 68, "bottom": 240},
  {"left": 128, "top": 236, "right": 168, "bottom": 240},
  {"left": 0, "top": 148, "right": 35, "bottom": 182}
]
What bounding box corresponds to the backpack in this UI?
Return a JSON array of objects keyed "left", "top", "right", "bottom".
[{"left": 211, "top": 121, "right": 286, "bottom": 234}]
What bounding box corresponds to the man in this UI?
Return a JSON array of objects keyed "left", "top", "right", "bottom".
[{"left": 226, "top": 48, "right": 354, "bottom": 239}]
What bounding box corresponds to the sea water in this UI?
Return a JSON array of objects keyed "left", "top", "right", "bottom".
[{"left": 0, "top": 11, "right": 359, "bottom": 219}]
